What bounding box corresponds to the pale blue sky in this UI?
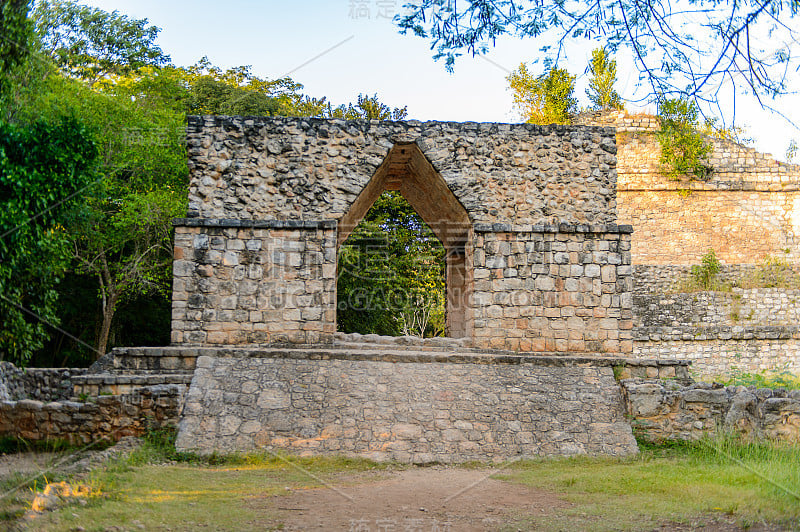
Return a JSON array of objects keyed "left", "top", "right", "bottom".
[{"left": 83, "top": 0, "right": 799, "bottom": 160}]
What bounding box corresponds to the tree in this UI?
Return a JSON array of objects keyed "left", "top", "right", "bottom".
[
  {"left": 0, "top": 0, "right": 34, "bottom": 96},
  {"left": 327, "top": 93, "right": 409, "bottom": 120},
  {"left": 507, "top": 64, "right": 576, "bottom": 125},
  {"left": 338, "top": 192, "right": 445, "bottom": 338},
  {"left": 0, "top": 117, "right": 98, "bottom": 365},
  {"left": 71, "top": 189, "right": 184, "bottom": 356},
  {"left": 397, "top": 1, "right": 800, "bottom": 120},
  {"left": 33, "top": 0, "right": 170, "bottom": 83},
  {"left": 587, "top": 48, "right": 623, "bottom": 111},
  {"left": 657, "top": 97, "right": 712, "bottom": 181}
]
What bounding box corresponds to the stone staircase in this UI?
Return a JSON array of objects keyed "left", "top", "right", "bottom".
[{"left": 80, "top": 333, "right": 692, "bottom": 402}]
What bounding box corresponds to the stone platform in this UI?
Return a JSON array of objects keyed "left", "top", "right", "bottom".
[{"left": 171, "top": 344, "right": 688, "bottom": 462}]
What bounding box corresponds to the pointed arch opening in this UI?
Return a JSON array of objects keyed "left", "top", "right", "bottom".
[{"left": 338, "top": 143, "right": 473, "bottom": 338}]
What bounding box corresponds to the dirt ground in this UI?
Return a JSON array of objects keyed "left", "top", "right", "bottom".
[
  {"left": 253, "top": 467, "right": 569, "bottom": 531},
  {"left": 0, "top": 444, "right": 790, "bottom": 531}
]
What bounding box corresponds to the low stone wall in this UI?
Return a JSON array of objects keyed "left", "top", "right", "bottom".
[
  {"left": 634, "top": 330, "right": 800, "bottom": 378},
  {"left": 635, "top": 288, "right": 800, "bottom": 328},
  {"left": 632, "top": 264, "right": 800, "bottom": 295},
  {"left": 176, "top": 352, "right": 640, "bottom": 462},
  {"left": 0, "top": 362, "right": 87, "bottom": 402},
  {"left": 0, "top": 385, "right": 184, "bottom": 444},
  {"left": 622, "top": 379, "right": 800, "bottom": 443},
  {"left": 472, "top": 224, "right": 633, "bottom": 353}
]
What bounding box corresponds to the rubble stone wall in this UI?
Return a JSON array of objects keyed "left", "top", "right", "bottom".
[
  {"left": 185, "top": 116, "right": 619, "bottom": 227},
  {"left": 622, "top": 379, "right": 800, "bottom": 443},
  {"left": 0, "top": 363, "right": 87, "bottom": 402},
  {"left": 0, "top": 385, "right": 184, "bottom": 444},
  {"left": 176, "top": 353, "right": 639, "bottom": 461}
]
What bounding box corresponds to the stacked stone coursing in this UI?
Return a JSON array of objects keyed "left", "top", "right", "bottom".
[
  {"left": 176, "top": 352, "right": 640, "bottom": 461},
  {"left": 583, "top": 110, "right": 800, "bottom": 266},
  {"left": 472, "top": 225, "right": 633, "bottom": 352},
  {"left": 622, "top": 379, "right": 800, "bottom": 442},
  {"left": 0, "top": 385, "right": 183, "bottom": 444},
  {"left": 171, "top": 220, "right": 336, "bottom": 345}
]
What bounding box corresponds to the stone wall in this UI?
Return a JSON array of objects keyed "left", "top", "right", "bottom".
[
  {"left": 0, "top": 385, "right": 183, "bottom": 444},
  {"left": 472, "top": 225, "right": 633, "bottom": 352},
  {"left": 176, "top": 352, "right": 640, "bottom": 461},
  {"left": 635, "top": 288, "right": 800, "bottom": 328},
  {"left": 171, "top": 219, "right": 337, "bottom": 346},
  {"left": 185, "top": 116, "right": 619, "bottom": 227},
  {"left": 634, "top": 328, "right": 800, "bottom": 377},
  {"left": 576, "top": 110, "right": 800, "bottom": 265},
  {"left": 0, "top": 362, "right": 87, "bottom": 402},
  {"left": 622, "top": 379, "right": 800, "bottom": 442}
]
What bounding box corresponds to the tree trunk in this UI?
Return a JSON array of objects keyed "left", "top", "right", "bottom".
[{"left": 95, "top": 290, "right": 118, "bottom": 359}]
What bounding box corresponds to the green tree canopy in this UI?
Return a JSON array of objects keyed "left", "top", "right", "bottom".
[
  {"left": 33, "top": 0, "right": 170, "bottom": 82},
  {"left": 0, "top": 117, "right": 98, "bottom": 365},
  {"left": 507, "top": 64, "right": 577, "bottom": 125},
  {"left": 587, "top": 48, "right": 623, "bottom": 111}
]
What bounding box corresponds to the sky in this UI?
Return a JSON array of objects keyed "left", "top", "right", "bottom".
[{"left": 81, "top": 0, "right": 800, "bottom": 161}]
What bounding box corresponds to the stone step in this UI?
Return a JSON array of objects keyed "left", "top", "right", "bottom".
[
  {"left": 72, "top": 373, "right": 194, "bottom": 397},
  {"left": 91, "top": 342, "right": 691, "bottom": 382}
]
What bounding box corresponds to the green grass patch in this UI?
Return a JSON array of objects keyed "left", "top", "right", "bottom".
[
  {"left": 29, "top": 451, "right": 394, "bottom": 531},
  {"left": 711, "top": 368, "right": 800, "bottom": 390},
  {"left": 9, "top": 432, "right": 800, "bottom": 531},
  {"left": 499, "top": 435, "right": 800, "bottom": 531}
]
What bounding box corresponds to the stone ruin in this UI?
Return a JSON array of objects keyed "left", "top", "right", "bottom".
[
  {"left": 172, "top": 116, "right": 633, "bottom": 353},
  {"left": 4, "top": 116, "right": 798, "bottom": 461}
]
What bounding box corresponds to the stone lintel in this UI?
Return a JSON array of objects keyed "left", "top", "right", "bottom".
[
  {"left": 473, "top": 223, "right": 634, "bottom": 234},
  {"left": 173, "top": 218, "right": 337, "bottom": 230}
]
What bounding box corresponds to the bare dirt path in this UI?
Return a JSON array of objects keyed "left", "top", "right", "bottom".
[{"left": 250, "top": 466, "right": 570, "bottom": 531}]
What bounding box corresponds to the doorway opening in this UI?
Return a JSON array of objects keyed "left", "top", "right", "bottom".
[{"left": 337, "top": 143, "right": 472, "bottom": 338}]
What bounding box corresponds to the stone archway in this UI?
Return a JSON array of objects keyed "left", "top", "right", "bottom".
[{"left": 337, "top": 142, "right": 473, "bottom": 338}]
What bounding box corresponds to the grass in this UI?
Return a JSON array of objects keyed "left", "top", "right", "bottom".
[
  {"left": 498, "top": 436, "right": 800, "bottom": 531},
  {"left": 712, "top": 367, "right": 800, "bottom": 390},
  {"left": 5, "top": 430, "right": 799, "bottom": 531}
]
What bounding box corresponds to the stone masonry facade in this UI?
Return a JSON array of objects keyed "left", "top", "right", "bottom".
[
  {"left": 174, "top": 115, "right": 632, "bottom": 352},
  {"left": 186, "top": 116, "right": 618, "bottom": 226},
  {"left": 472, "top": 226, "right": 633, "bottom": 352},
  {"left": 574, "top": 110, "right": 800, "bottom": 266},
  {"left": 176, "top": 352, "right": 639, "bottom": 461}
]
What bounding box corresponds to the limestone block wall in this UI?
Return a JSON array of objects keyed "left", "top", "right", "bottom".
[
  {"left": 634, "top": 329, "right": 800, "bottom": 377},
  {"left": 171, "top": 219, "right": 337, "bottom": 346},
  {"left": 0, "top": 385, "right": 184, "bottom": 444},
  {"left": 622, "top": 379, "right": 800, "bottom": 443},
  {"left": 185, "top": 116, "right": 619, "bottom": 227},
  {"left": 472, "top": 225, "right": 633, "bottom": 352},
  {"left": 576, "top": 110, "right": 800, "bottom": 265},
  {"left": 176, "top": 353, "right": 639, "bottom": 461}
]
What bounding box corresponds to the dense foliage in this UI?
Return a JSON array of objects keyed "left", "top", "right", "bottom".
[
  {"left": 657, "top": 97, "right": 712, "bottom": 181},
  {"left": 338, "top": 192, "right": 445, "bottom": 338},
  {"left": 0, "top": 0, "right": 422, "bottom": 365},
  {"left": 0, "top": 117, "right": 98, "bottom": 365},
  {"left": 507, "top": 64, "right": 577, "bottom": 124}
]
